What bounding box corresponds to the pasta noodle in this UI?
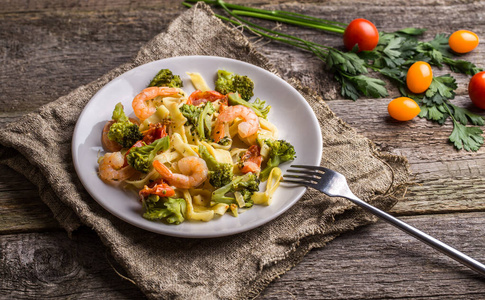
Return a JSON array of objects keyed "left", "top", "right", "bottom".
[{"left": 186, "top": 72, "right": 211, "bottom": 91}]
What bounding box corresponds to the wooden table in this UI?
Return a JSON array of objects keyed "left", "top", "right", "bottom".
[{"left": 1, "top": 1, "right": 485, "bottom": 298}]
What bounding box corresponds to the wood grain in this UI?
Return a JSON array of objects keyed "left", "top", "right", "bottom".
[
  {"left": 0, "top": 228, "right": 145, "bottom": 299},
  {"left": 1, "top": 0, "right": 485, "bottom": 299},
  {"left": 1, "top": 214, "right": 483, "bottom": 299},
  {"left": 259, "top": 212, "right": 485, "bottom": 300}
]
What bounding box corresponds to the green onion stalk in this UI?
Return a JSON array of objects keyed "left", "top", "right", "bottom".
[
  {"left": 184, "top": 0, "right": 347, "bottom": 33},
  {"left": 182, "top": 0, "right": 348, "bottom": 61}
]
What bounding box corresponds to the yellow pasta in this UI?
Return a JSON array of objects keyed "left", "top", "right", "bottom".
[
  {"left": 183, "top": 190, "right": 215, "bottom": 221},
  {"left": 171, "top": 133, "right": 198, "bottom": 157},
  {"left": 252, "top": 167, "right": 283, "bottom": 206},
  {"left": 187, "top": 72, "right": 211, "bottom": 91}
]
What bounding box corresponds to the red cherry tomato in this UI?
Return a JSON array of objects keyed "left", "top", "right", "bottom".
[
  {"left": 449, "top": 30, "right": 479, "bottom": 54},
  {"left": 388, "top": 97, "right": 421, "bottom": 121},
  {"left": 468, "top": 71, "right": 485, "bottom": 109},
  {"left": 406, "top": 61, "right": 433, "bottom": 94},
  {"left": 343, "top": 18, "right": 379, "bottom": 51}
]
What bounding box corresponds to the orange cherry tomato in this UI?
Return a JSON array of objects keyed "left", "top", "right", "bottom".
[
  {"left": 449, "top": 30, "right": 479, "bottom": 54},
  {"left": 388, "top": 97, "right": 421, "bottom": 121},
  {"left": 343, "top": 18, "right": 379, "bottom": 52},
  {"left": 406, "top": 61, "right": 433, "bottom": 94}
]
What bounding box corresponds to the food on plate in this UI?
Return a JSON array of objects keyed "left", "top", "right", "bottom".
[
  {"left": 448, "top": 30, "right": 479, "bottom": 54},
  {"left": 387, "top": 97, "right": 421, "bottom": 121},
  {"left": 214, "top": 69, "right": 255, "bottom": 101},
  {"left": 406, "top": 61, "right": 433, "bottom": 94},
  {"left": 148, "top": 68, "right": 183, "bottom": 88},
  {"left": 97, "top": 68, "right": 296, "bottom": 224}
]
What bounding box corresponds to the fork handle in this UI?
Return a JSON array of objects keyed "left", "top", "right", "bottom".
[{"left": 344, "top": 192, "right": 485, "bottom": 276}]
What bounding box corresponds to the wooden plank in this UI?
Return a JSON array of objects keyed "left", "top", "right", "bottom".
[
  {"left": 0, "top": 166, "right": 60, "bottom": 233},
  {"left": 0, "top": 228, "right": 146, "bottom": 299},
  {"left": 1, "top": 213, "right": 483, "bottom": 299},
  {"left": 0, "top": 9, "right": 182, "bottom": 118},
  {"left": 259, "top": 212, "right": 485, "bottom": 300},
  {"left": 0, "top": 0, "right": 181, "bottom": 13}
]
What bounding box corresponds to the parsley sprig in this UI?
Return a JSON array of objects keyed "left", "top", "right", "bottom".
[
  {"left": 183, "top": 1, "right": 484, "bottom": 150},
  {"left": 366, "top": 31, "right": 484, "bottom": 151}
]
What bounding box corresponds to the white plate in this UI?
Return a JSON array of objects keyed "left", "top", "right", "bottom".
[{"left": 72, "top": 55, "right": 322, "bottom": 238}]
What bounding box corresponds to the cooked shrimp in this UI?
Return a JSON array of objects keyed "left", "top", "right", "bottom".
[
  {"left": 153, "top": 157, "right": 208, "bottom": 189},
  {"left": 101, "top": 120, "right": 122, "bottom": 152},
  {"left": 212, "top": 105, "right": 259, "bottom": 142},
  {"left": 98, "top": 152, "right": 137, "bottom": 185},
  {"left": 132, "top": 87, "right": 180, "bottom": 120}
]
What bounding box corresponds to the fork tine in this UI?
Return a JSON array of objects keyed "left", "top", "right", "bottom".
[
  {"left": 281, "top": 178, "right": 317, "bottom": 189},
  {"left": 290, "top": 164, "right": 329, "bottom": 172},
  {"left": 286, "top": 169, "right": 322, "bottom": 177},
  {"left": 283, "top": 174, "right": 319, "bottom": 182}
]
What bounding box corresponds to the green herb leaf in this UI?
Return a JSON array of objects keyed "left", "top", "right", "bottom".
[
  {"left": 419, "top": 105, "right": 448, "bottom": 124},
  {"left": 337, "top": 74, "right": 388, "bottom": 100},
  {"left": 449, "top": 104, "right": 485, "bottom": 126},
  {"left": 378, "top": 67, "right": 405, "bottom": 84},
  {"left": 449, "top": 122, "right": 484, "bottom": 151},
  {"left": 443, "top": 57, "right": 483, "bottom": 75},
  {"left": 424, "top": 75, "right": 457, "bottom": 104},
  {"left": 396, "top": 27, "right": 427, "bottom": 36},
  {"left": 326, "top": 49, "right": 367, "bottom": 75},
  {"left": 416, "top": 34, "right": 451, "bottom": 66}
]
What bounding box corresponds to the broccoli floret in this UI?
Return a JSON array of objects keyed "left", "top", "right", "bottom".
[
  {"left": 215, "top": 69, "right": 254, "bottom": 101},
  {"left": 260, "top": 139, "right": 296, "bottom": 181},
  {"left": 148, "top": 69, "right": 183, "bottom": 88},
  {"left": 238, "top": 189, "right": 254, "bottom": 208},
  {"left": 233, "top": 75, "right": 255, "bottom": 101},
  {"left": 126, "top": 136, "right": 170, "bottom": 173},
  {"left": 211, "top": 173, "right": 260, "bottom": 207},
  {"left": 227, "top": 93, "right": 271, "bottom": 119},
  {"left": 107, "top": 103, "right": 144, "bottom": 148},
  {"left": 142, "top": 195, "right": 186, "bottom": 224},
  {"left": 197, "top": 102, "right": 215, "bottom": 140},
  {"left": 199, "top": 145, "right": 233, "bottom": 188},
  {"left": 180, "top": 104, "right": 201, "bottom": 127},
  {"left": 180, "top": 102, "right": 215, "bottom": 141},
  {"left": 233, "top": 173, "right": 260, "bottom": 192}
]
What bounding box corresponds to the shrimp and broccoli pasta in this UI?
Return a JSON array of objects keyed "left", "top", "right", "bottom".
[{"left": 98, "top": 68, "right": 296, "bottom": 224}]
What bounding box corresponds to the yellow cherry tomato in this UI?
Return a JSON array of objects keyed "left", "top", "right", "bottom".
[
  {"left": 388, "top": 97, "right": 421, "bottom": 121},
  {"left": 449, "top": 30, "right": 479, "bottom": 54},
  {"left": 406, "top": 61, "right": 433, "bottom": 94}
]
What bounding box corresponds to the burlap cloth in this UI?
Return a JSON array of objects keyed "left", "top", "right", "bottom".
[{"left": 0, "top": 3, "right": 411, "bottom": 299}]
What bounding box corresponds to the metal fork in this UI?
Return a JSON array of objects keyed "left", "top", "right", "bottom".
[{"left": 283, "top": 165, "right": 485, "bottom": 276}]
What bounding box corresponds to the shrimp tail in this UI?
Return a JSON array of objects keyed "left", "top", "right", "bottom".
[
  {"left": 212, "top": 121, "right": 225, "bottom": 143},
  {"left": 153, "top": 160, "right": 172, "bottom": 178}
]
